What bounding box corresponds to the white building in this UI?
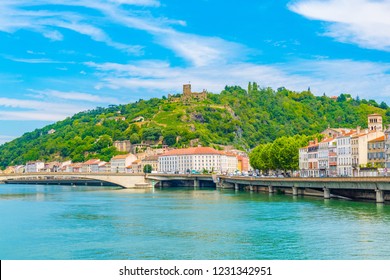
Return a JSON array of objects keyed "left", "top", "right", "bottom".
[
  {"left": 25, "top": 161, "right": 45, "bottom": 173},
  {"left": 98, "top": 162, "right": 110, "bottom": 173},
  {"left": 318, "top": 138, "right": 336, "bottom": 177},
  {"left": 307, "top": 140, "right": 319, "bottom": 177},
  {"left": 82, "top": 159, "right": 102, "bottom": 173},
  {"left": 351, "top": 128, "right": 384, "bottom": 176},
  {"left": 158, "top": 147, "right": 238, "bottom": 174},
  {"left": 14, "top": 165, "right": 25, "bottom": 173},
  {"left": 337, "top": 131, "right": 355, "bottom": 176},
  {"left": 110, "top": 154, "right": 137, "bottom": 173},
  {"left": 299, "top": 147, "right": 309, "bottom": 177}
]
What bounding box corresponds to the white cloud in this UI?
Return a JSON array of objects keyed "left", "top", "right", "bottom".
[
  {"left": 108, "top": 0, "right": 160, "bottom": 7},
  {"left": 0, "top": 1, "right": 242, "bottom": 65},
  {"left": 0, "top": 111, "right": 69, "bottom": 121},
  {"left": 5, "top": 57, "right": 63, "bottom": 64},
  {"left": 43, "top": 30, "right": 64, "bottom": 41},
  {"left": 28, "top": 89, "right": 120, "bottom": 103},
  {"left": 0, "top": 135, "right": 15, "bottom": 145},
  {"left": 26, "top": 50, "right": 46, "bottom": 55},
  {"left": 0, "top": 97, "right": 89, "bottom": 121},
  {"left": 0, "top": 1, "right": 143, "bottom": 55},
  {"left": 289, "top": 0, "right": 390, "bottom": 51}
]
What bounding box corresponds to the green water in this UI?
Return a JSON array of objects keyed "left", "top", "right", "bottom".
[{"left": 1, "top": 184, "right": 389, "bottom": 260}]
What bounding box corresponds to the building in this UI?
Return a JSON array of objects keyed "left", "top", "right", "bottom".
[
  {"left": 131, "top": 116, "right": 144, "bottom": 122},
  {"left": 328, "top": 143, "right": 337, "bottom": 177},
  {"left": 25, "top": 161, "right": 45, "bottom": 173},
  {"left": 367, "top": 136, "right": 386, "bottom": 169},
  {"left": 110, "top": 154, "right": 137, "bottom": 173},
  {"left": 98, "top": 162, "right": 110, "bottom": 173},
  {"left": 81, "top": 159, "right": 101, "bottom": 173},
  {"left": 307, "top": 139, "right": 319, "bottom": 177},
  {"left": 181, "top": 84, "right": 207, "bottom": 102},
  {"left": 141, "top": 155, "right": 159, "bottom": 173},
  {"left": 130, "top": 160, "right": 142, "bottom": 173},
  {"left": 321, "top": 127, "right": 352, "bottom": 139},
  {"left": 299, "top": 147, "right": 309, "bottom": 177},
  {"left": 59, "top": 160, "right": 72, "bottom": 172},
  {"left": 368, "top": 113, "right": 383, "bottom": 132},
  {"left": 237, "top": 155, "right": 250, "bottom": 172},
  {"left": 336, "top": 131, "right": 355, "bottom": 176},
  {"left": 385, "top": 125, "right": 390, "bottom": 173},
  {"left": 158, "top": 147, "right": 238, "bottom": 174},
  {"left": 318, "top": 138, "right": 335, "bottom": 177},
  {"left": 66, "top": 163, "right": 83, "bottom": 173},
  {"left": 43, "top": 162, "right": 61, "bottom": 172},
  {"left": 113, "top": 140, "right": 131, "bottom": 152},
  {"left": 351, "top": 128, "right": 384, "bottom": 176},
  {"left": 3, "top": 166, "right": 16, "bottom": 174}
]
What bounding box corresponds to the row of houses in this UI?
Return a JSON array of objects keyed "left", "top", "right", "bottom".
[
  {"left": 2, "top": 147, "right": 249, "bottom": 175},
  {"left": 299, "top": 114, "right": 390, "bottom": 177}
]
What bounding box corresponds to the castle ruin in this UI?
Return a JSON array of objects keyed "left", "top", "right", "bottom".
[{"left": 181, "top": 84, "right": 207, "bottom": 102}]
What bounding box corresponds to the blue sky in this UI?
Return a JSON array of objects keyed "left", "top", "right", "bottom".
[{"left": 1, "top": 0, "right": 390, "bottom": 144}]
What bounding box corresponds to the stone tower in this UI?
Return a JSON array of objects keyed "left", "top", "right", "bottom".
[
  {"left": 183, "top": 84, "right": 191, "bottom": 96},
  {"left": 368, "top": 113, "right": 383, "bottom": 132}
]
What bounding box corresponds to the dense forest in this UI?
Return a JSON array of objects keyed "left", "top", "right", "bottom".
[{"left": 1, "top": 84, "right": 389, "bottom": 169}]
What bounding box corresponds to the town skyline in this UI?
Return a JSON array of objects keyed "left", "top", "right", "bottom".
[{"left": 1, "top": 0, "right": 390, "bottom": 144}]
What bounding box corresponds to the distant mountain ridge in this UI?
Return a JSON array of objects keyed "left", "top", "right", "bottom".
[{"left": 0, "top": 85, "right": 388, "bottom": 168}]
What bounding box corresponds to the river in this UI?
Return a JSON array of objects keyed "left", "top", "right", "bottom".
[{"left": 1, "top": 184, "right": 389, "bottom": 260}]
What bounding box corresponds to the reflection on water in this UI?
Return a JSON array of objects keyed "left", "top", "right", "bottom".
[{"left": 1, "top": 184, "right": 390, "bottom": 260}]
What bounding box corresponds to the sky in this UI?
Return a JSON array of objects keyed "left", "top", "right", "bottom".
[{"left": 1, "top": 0, "right": 390, "bottom": 144}]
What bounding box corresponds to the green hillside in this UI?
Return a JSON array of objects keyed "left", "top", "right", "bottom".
[{"left": 1, "top": 85, "right": 389, "bottom": 168}]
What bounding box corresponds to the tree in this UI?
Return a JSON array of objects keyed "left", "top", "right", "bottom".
[
  {"left": 380, "top": 101, "right": 388, "bottom": 109},
  {"left": 130, "top": 133, "right": 140, "bottom": 144},
  {"left": 164, "top": 133, "right": 177, "bottom": 146},
  {"left": 252, "top": 82, "right": 258, "bottom": 92},
  {"left": 248, "top": 82, "right": 252, "bottom": 94},
  {"left": 143, "top": 164, "right": 152, "bottom": 173},
  {"left": 142, "top": 127, "right": 162, "bottom": 141}
]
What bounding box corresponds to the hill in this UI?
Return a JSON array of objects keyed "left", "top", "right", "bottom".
[{"left": 1, "top": 85, "right": 389, "bottom": 168}]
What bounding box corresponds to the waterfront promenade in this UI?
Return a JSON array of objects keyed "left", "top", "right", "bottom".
[{"left": 2, "top": 172, "right": 390, "bottom": 203}]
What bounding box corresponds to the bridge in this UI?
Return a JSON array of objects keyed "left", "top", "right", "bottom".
[
  {"left": 0, "top": 173, "right": 148, "bottom": 189},
  {"left": 2, "top": 173, "right": 390, "bottom": 203},
  {"left": 0, "top": 172, "right": 215, "bottom": 189},
  {"left": 217, "top": 176, "right": 390, "bottom": 203},
  {"left": 145, "top": 173, "right": 216, "bottom": 188}
]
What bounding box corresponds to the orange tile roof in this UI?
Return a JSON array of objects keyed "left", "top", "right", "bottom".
[
  {"left": 337, "top": 130, "right": 356, "bottom": 137},
  {"left": 142, "top": 155, "right": 159, "bottom": 161},
  {"left": 83, "top": 159, "right": 100, "bottom": 165},
  {"left": 352, "top": 132, "right": 368, "bottom": 138},
  {"left": 320, "top": 138, "right": 334, "bottom": 143},
  {"left": 368, "top": 136, "right": 385, "bottom": 142},
  {"left": 112, "top": 154, "right": 134, "bottom": 159}
]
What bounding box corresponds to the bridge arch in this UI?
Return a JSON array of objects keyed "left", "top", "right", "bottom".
[{"left": 0, "top": 173, "right": 150, "bottom": 189}]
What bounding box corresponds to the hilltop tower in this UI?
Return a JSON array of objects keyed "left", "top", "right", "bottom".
[
  {"left": 181, "top": 84, "right": 207, "bottom": 102},
  {"left": 368, "top": 113, "right": 383, "bottom": 132},
  {"left": 183, "top": 84, "right": 192, "bottom": 96}
]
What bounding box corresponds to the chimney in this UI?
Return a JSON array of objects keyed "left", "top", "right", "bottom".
[
  {"left": 357, "top": 126, "right": 361, "bottom": 134},
  {"left": 315, "top": 138, "right": 318, "bottom": 144}
]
